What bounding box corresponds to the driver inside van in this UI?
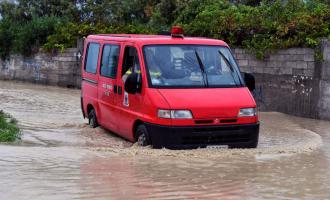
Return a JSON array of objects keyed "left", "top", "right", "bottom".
[
  {"left": 145, "top": 49, "right": 163, "bottom": 84},
  {"left": 122, "top": 48, "right": 141, "bottom": 83},
  {"left": 145, "top": 47, "right": 188, "bottom": 86}
]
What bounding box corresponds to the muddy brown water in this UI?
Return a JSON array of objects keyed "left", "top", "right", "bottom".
[{"left": 0, "top": 80, "right": 329, "bottom": 200}]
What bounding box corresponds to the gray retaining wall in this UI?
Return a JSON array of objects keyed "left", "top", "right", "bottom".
[
  {"left": 0, "top": 48, "right": 81, "bottom": 88},
  {"left": 0, "top": 41, "right": 330, "bottom": 120},
  {"left": 233, "top": 40, "right": 330, "bottom": 120},
  {"left": 318, "top": 39, "right": 330, "bottom": 120}
]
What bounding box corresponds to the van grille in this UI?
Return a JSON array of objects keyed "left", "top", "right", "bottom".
[
  {"left": 194, "top": 118, "right": 238, "bottom": 125},
  {"left": 180, "top": 126, "right": 251, "bottom": 145},
  {"left": 220, "top": 119, "right": 237, "bottom": 123},
  {"left": 194, "top": 120, "right": 214, "bottom": 124},
  {"left": 182, "top": 133, "right": 250, "bottom": 145}
]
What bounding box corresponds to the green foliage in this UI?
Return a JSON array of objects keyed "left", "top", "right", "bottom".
[
  {"left": 43, "top": 22, "right": 157, "bottom": 52},
  {"left": 1, "top": 0, "right": 80, "bottom": 21},
  {"left": 1, "top": 0, "right": 330, "bottom": 59},
  {"left": 0, "top": 110, "right": 21, "bottom": 143},
  {"left": 13, "top": 16, "right": 62, "bottom": 56},
  {"left": 0, "top": 13, "right": 62, "bottom": 57},
  {"left": 174, "top": 0, "right": 330, "bottom": 58},
  {"left": 0, "top": 19, "right": 13, "bottom": 59}
]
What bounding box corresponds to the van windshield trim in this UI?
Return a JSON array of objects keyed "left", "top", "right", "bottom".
[{"left": 142, "top": 44, "right": 245, "bottom": 89}]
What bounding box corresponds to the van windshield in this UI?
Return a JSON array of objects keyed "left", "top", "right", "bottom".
[{"left": 143, "top": 45, "right": 243, "bottom": 88}]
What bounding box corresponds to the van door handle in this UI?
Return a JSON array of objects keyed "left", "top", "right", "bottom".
[
  {"left": 114, "top": 85, "right": 117, "bottom": 94},
  {"left": 113, "top": 85, "right": 122, "bottom": 95},
  {"left": 118, "top": 86, "right": 122, "bottom": 95}
]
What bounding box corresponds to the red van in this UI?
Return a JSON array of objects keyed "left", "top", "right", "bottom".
[{"left": 81, "top": 27, "right": 259, "bottom": 149}]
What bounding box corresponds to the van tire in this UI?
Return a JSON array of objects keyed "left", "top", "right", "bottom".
[
  {"left": 230, "top": 141, "right": 258, "bottom": 149},
  {"left": 88, "top": 109, "right": 98, "bottom": 128},
  {"left": 136, "top": 124, "right": 151, "bottom": 146},
  {"left": 247, "top": 141, "right": 258, "bottom": 148}
]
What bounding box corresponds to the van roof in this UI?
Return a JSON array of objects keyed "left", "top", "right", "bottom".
[{"left": 86, "top": 34, "right": 228, "bottom": 47}]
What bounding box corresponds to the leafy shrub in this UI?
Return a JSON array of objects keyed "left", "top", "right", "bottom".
[
  {"left": 1, "top": 0, "right": 330, "bottom": 59},
  {"left": 13, "top": 16, "right": 62, "bottom": 56},
  {"left": 0, "top": 110, "right": 21, "bottom": 143},
  {"left": 43, "top": 22, "right": 157, "bottom": 52},
  {"left": 176, "top": 0, "right": 330, "bottom": 58},
  {"left": 0, "top": 16, "right": 62, "bottom": 58},
  {"left": 0, "top": 19, "right": 13, "bottom": 60}
]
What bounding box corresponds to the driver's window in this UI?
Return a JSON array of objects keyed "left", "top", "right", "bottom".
[{"left": 122, "top": 46, "right": 141, "bottom": 82}]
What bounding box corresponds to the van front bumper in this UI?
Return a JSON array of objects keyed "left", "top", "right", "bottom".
[{"left": 144, "top": 123, "right": 259, "bottom": 149}]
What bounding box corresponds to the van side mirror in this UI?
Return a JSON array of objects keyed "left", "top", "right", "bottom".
[
  {"left": 243, "top": 72, "right": 255, "bottom": 91},
  {"left": 124, "top": 73, "right": 139, "bottom": 94}
]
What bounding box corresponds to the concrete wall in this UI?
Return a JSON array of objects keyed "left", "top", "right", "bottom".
[
  {"left": 318, "top": 39, "right": 330, "bottom": 120},
  {"left": 0, "top": 41, "right": 330, "bottom": 120},
  {"left": 0, "top": 48, "right": 81, "bottom": 88},
  {"left": 233, "top": 43, "right": 329, "bottom": 120}
]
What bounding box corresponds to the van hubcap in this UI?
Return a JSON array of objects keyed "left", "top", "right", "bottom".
[{"left": 138, "top": 134, "right": 147, "bottom": 146}]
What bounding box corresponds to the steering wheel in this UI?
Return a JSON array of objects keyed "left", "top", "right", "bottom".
[{"left": 207, "top": 65, "right": 222, "bottom": 75}]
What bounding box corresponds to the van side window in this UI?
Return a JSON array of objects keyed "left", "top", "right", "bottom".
[
  {"left": 122, "top": 47, "right": 141, "bottom": 81},
  {"left": 85, "top": 43, "right": 100, "bottom": 74},
  {"left": 101, "top": 44, "right": 120, "bottom": 78}
]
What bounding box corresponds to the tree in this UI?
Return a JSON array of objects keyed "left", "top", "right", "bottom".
[
  {"left": 0, "top": 19, "right": 13, "bottom": 59},
  {"left": 1, "top": 0, "right": 80, "bottom": 22},
  {"left": 76, "top": 0, "right": 160, "bottom": 25},
  {"left": 231, "top": 0, "right": 262, "bottom": 6}
]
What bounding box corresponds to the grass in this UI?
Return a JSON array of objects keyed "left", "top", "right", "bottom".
[{"left": 0, "top": 110, "right": 21, "bottom": 142}]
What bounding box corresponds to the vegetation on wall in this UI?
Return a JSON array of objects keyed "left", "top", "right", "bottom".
[{"left": 1, "top": 0, "right": 330, "bottom": 59}]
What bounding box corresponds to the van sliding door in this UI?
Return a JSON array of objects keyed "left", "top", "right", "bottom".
[{"left": 97, "top": 42, "right": 121, "bottom": 131}]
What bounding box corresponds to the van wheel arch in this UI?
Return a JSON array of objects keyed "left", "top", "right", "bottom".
[
  {"left": 87, "top": 104, "right": 98, "bottom": 128},
  {"left": 133, "top": 120, "right": 144, "bottom": 142},
  {"left": 135, "top": 124, "right": 151, "bottom": 146},
  {"left": 87, "top": 104, "right": 95, "bottom": 116}
]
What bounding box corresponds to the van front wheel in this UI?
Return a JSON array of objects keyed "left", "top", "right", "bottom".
[
  {"left": 88, "top": 109, "right": 98, "bottom": 128},
  {"left": 136, "top": 124, "right": 151, "bottom": 147}
]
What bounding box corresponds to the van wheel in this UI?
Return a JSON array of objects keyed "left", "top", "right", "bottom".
[
  {"left": 230, "top": 141, "right": 258, "bottom": 149},
  {"left": 136, "top": 124, "right": 151, "bottom": 146},
  {"left": 88, "top": 109, "right": 98, "bottom": 128},
  {"left": 247, "top": 141, "right": 258, "bottom": 148}
]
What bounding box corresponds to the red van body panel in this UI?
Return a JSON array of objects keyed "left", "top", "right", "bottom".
[{"left": 81, "top": 34, "right": 259, "bottom": 149}]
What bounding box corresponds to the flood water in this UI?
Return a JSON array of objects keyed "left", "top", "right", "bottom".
[{"left": 0, "top": 80, "right": 329, "bottom": 200}]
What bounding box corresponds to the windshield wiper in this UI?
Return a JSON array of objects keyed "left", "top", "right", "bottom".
[
  {"left": 195, "top": 51, "right": 209, "bottom": 87},
  {"left": 218, "top": 50, "right": 235, "bottom": 72},
  {"left": 218, "top": 51, "right": 243, "bottom": 86}
]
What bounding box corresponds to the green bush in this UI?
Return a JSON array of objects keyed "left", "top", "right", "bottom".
[
  {"left": 0, "top": 16, "right": 62, "bottom": 58},
  {"left": 43, "top": 22, "right": 157, "bottom": 52},
  {"left": 0, "top": 19, "right": 13, "bottom": 60},
  {"left": 1, "top": 0, "right": 330, "bottom": 59},
  {"left": 13, "top": 16, "right": 62, "bottom": 56},
  {"left": 0, "top": 110, "right": 21, "bottom": 143},
  {"left": 176, "top": 0, "right": 330, "bottom": 58}
]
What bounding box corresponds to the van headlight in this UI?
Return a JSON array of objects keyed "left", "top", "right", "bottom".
[
  {"left": 238, "top": 108, "right": 257, "bottom": 117},
  {"left": 158, "top": 109, "right": 193, "bottom": 119}
]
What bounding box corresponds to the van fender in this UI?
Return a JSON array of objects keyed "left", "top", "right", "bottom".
[
  {"left": 85, "top": 100, "right": 100, "bottom": 121},
  {"left": 81, "top": 97, "right": 85, "bottom": 118}
]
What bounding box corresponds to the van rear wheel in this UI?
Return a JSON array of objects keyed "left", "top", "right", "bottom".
[
  {"left": 88, "top": 109, "right": 98, "bottom": 128},
  {"left": 136, "top": 124, "right": 151, "bottom": 146}
]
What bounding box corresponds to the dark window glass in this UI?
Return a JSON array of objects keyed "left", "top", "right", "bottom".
[
  {"left": 122, "top": 47, "right": 141, "bottom": 78},
  {"left": 85, "top": 43, "right": 100, "bottom": 74},
  {"left": 143, "top": 45, "right": 243, "bottom": 88},
  {"left": 121, "top": 47, "right": 142, "bottom": 91},
  {"left": 101, "top": 44, "right": 120, "bottom": 78}
]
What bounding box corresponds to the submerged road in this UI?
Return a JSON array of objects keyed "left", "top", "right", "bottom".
[{"left": 0, "top": 80, "right": 329, "bottom": 200}]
